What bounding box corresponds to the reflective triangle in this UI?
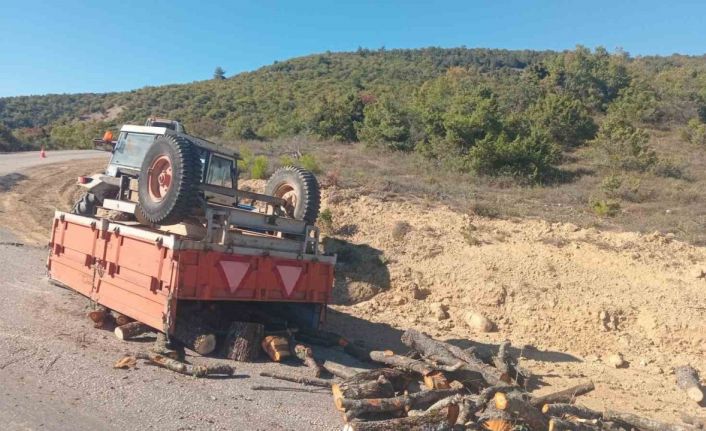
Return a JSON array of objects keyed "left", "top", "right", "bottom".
[
  {"left": 276, "top": 265, "right": 302, "bottom": 297},
  {"left": 219, "top": 261, "right": 250, "bottom": 293}
]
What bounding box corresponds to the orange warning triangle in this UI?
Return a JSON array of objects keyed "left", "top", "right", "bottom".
[
  {"left": 219, "top": 261, "right": 250, "bottom": 292},
  {"left": 276, "top": 265, "right": 302, "bottom": 297}
]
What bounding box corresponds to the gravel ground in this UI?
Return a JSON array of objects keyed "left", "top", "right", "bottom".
[
  {"left": 0, "top": 151, "right": 351, "bottom": 430},
  {"left": 0, "top": 228, "right": 349, "bottom": 430}
]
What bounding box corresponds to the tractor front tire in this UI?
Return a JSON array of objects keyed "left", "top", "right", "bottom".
[
  {"left": 137, "top": 135, "right": 202, "bottom": 225},
  {"left": 264, "top": 166, "right": 320, "bottom": 225}
]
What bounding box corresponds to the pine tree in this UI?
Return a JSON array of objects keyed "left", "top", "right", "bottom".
[{"left": 213, "top": 66, "right": 226, "bottom": 80}]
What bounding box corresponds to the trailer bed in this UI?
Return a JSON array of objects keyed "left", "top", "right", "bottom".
[{"left": 47, "top": 212, "right": 335, "bottom": 333}]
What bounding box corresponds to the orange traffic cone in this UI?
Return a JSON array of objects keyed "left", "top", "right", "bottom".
[{"left": 39, "top": 146, "right": 46, "bottom": 159}]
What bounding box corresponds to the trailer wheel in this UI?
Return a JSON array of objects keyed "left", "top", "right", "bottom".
[
  {"left": 137, "top": 135, "right": 202, "bottom": 225},
  {"left": 264, "top": 166, "right": 320, "bottom": 224},
  {"left": 71, "top": 192, "right": 97, "bottom": 216}
]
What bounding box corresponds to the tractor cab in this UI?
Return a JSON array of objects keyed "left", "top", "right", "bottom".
[{"left": 77, "top": 118, "right": 320, "bottom": 238}]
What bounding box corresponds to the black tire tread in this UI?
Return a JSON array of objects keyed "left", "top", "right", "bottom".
[
  {"left": 264, "top": 166, "right": 321, "bottom": 225},
  {"left": 137, "top": 135, "right": 202, "bottom": 225}
]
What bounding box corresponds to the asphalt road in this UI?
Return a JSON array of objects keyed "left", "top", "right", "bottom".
[
  {"left": 0, "top": 151, "right": 346, "bottom": 431},
  {"left": 0, "top": 150, "right": 110, "bottom": 175}
]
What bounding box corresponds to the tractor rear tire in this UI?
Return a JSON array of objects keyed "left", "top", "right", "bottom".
[
  {"left": 137, "top": 135, "right": 202, "bottom": 225},
  {"left": 264, "top": 166, "right": 320, "bottom": 225}
]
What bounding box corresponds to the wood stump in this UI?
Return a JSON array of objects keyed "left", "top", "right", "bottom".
[
  {"left": 114, "top": 321, "right": 150, "bottom": 340},
  {"left": 261, "top": 335, "right": 291, "bottom": 362},
  {"left": 173, "top": 316, "right": 217, "bottom": 356},
  {"left": 223, "top": 321, "right": 264, "bottom": 362}
]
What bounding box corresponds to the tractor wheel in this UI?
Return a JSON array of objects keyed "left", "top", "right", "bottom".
[
  {"left": 137, "top": 135, "right": 202, "bottom": 225},
  {"left": 264, "top": 166, "right": 320, "bottom": 225},
  {"left": 71, "top": 192, "right": 97, "bottom": 216}
]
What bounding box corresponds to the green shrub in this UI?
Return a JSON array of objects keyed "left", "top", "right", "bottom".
[
  {"left": 357, "top": 96, "right": 413, "bottom": 150},
  {"left": 318, "top": 208, "right": 333, "bottom": 232},
  {"left": 681, "top": 118, "right": 706, "bottom": 146},
  {"left": 600, "top": 174, "right": 623, "bottom": 197},
  {"left": 529, "top": 93, "right": 597, "bottom": 148},
  {"left": 250, "top": 155, "right": 269, "bottom": 179},
  {"left": 299, "top": 154, "right": 322, "bottom": 174},
  {"left": 469, "top": 129, "right": 560, "bottom": 181},
  {"left": 591, "top": 199, "right": 621, "bottom": 217},
  {"left": 238, "top": 147, "right": 254, "bottom": 173},
  {"left": 591, "top": 117, "right": 656, "bottom": 172},
  {"left": 278, "top": 154, "right": 296, "bottom": 167}
]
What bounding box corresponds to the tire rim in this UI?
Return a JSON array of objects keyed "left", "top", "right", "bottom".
[
  {"left": 273, "top": 183, "right": 297, "bottom": 217},
  {"left": 147, "top": 155, "right": 173, "bottom": 202}
]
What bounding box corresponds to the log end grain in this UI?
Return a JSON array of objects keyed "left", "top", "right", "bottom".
[
  {"left": 193, "top": 334, "right": 217, "bottom": 355},
  {"left": 483, "top": 419, "right": 514, "bottom": 431}
]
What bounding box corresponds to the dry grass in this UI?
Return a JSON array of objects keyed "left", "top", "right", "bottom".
[{"left": 219, "top": 128, "right": 706, "bottom": 245}]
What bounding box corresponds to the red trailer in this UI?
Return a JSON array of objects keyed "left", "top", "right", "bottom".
[{"left": 47, "top": 211, "right": 336, "bottom": 335}]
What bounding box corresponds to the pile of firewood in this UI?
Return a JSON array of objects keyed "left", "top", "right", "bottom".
[
  {"left": 93, "top": 307, "right": 705, "bottom": 430},
  {"left": 259, "top": 328, "right": 705, "bottom": 431}
]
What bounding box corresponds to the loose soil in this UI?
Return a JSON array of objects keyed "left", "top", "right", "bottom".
[{"left": 5, "top": 160, "right": 706, "bottom": 423}]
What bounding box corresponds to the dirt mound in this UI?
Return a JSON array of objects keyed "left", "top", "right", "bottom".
[{"left": 316, "top": 187, "right": 706, "bottom": 421}]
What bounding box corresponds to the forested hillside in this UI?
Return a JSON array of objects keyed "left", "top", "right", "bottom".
[{"left": 1, "top": 46, "right": 706, "bottom": 182}]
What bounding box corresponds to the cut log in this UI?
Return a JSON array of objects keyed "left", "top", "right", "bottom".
[
  {"left": 88, "top": 306, "right": 111, "bottom": 328},
  {"left": 675, "top": 365, "right": 704, "bottom": 403},
  {"left": 322, "top": 360, "right": 366, "bottom": 379},
  {"left": 341, "top": 408, "right": 453, "bottom": 431},
  {"left": 114, "top": 313, "right": 133, "bottom": 327},
  {"left": 681, "top": 413, "right": 706, "bottom": 429},
  {"left": 223, "top": 321, "right": 264, "bottom": 362},
  {"left": 259, "top": 371, "right": 332, "bottom": 387},
  {"left": 261, "top": 335, "right": 291, "bottom": 362},
  {"left": 369, "top": 350, "right": 435, "bottom": 376},
  {"left": 603, "top": 410, "right": 697, "bottom": 431},
  {"left": 493, "top": 340, "right": 531, "bottom": 387},
  {"left": 135, "top": 352, "right": 234, "bottom": 377},
  {"left": 456, "top": 394, "right": 482, "bottom": 426},
  {"left": 416, "top": 393, "right": 469, "bottom": 426},
  {"left": 424, "top": 371, "right": 450, "bottom": 390},
  {"left": 400, "top": 329, "right": 508, "bottom": 386},
  {"left": 548, "top": 417, "right": 602, "bottom": 431},
  {"left": 173, "top": 317, "right": 217, "bottom": 356},
  {"left": 529, "top": 381, "right": 595, "bottom": 407},
  {"left": 297, "top": 327, "right": 371, "bottom": 361},
  {"left": 342, "top": 368, "right": 412, "bottom": 392},
  {"left": 477, "top": 404, "right": 514, "bottom": 431},
  {"left": 492, "top": 341, "right": 511, "bottom": 376},
  {"left": 251, "top": 385, "right": 328, "bottom": 393},
  {"left": 342, "top": 388, "right": 464, "bottom": 422},
  {"left": 542, "top": 403, "right": 602, "bottom": 420},
  {"left": 494, "top": 391, "right": 548, "bottom": 431},
  {"left": 294, "top": 344, "right": 324, "bottom": 377},
  {"left": 115, "top": 322, "right": 151, "bottom": 340},
  {"left": 332, "top": 375, "right": 395, "bottom": 411}
]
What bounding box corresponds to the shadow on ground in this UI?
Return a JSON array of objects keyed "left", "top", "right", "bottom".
[
  {"left": 322, "top": 238, "right": 390, "bottom": 305},
  {"left": 0, "top": 172, "right": 28, "bottom": 192},
  {"left": 322, "top": 309, "right": 582, "bottom": 391}
]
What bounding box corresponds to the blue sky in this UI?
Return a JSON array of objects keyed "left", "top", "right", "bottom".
[{"left": 1, "top": 0, "right": 704, "bottom": 97}]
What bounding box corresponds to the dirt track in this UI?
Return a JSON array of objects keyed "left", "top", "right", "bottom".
[{"left": 0, "top": 152, "right": 705, "bottom": 428}]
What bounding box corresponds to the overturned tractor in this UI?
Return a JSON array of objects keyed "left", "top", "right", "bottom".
[{"left": 49, "top": 118, "right": 335, "bottom": 356}]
